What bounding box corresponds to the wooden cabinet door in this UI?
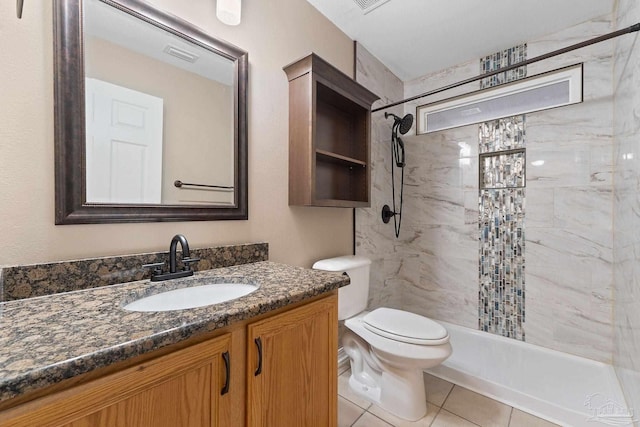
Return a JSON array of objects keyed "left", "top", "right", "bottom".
[
  {"left": 0, "top": 334, "right": 232, "bottom": 427},
  {"left": 247, "top": 294, "right": 338, "bottom": 427}
]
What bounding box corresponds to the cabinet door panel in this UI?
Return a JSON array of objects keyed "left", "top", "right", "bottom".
[
  {"left": 64, "top": 365, "right": 211, "bottom": 427},
  {"left": 247, "top": 295, "right": 338, "bottom": 427},
  {"left": 0, "top": 335, "right": 231, "bottom": 427}
]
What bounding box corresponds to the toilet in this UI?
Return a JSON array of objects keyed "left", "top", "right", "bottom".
[{"left": 313, "top": 255, "right": 452, "bottom": 421}]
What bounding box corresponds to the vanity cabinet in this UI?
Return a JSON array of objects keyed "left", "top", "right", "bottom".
[
  {"left": 0, "top": 334, "right": 232, "bottom": 427},
  {"left": 0, "top": 293, "right": 338, "bottom": 427},
  {"left": 283, "top": 53, "right": 379, "bottom": 208},
  {"left": 246, "top": 294, "right": 338, "bottom": 426}
]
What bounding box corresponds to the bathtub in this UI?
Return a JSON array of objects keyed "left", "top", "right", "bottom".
[{"left": 426, "top": 321, "right": 633, "bottom": 427}]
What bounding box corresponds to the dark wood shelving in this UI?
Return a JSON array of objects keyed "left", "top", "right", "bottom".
[
  {"left": 316, "top": 149, "right": 367, "bottom": 167},
  {"left": 283, "top": 53, "right": 379, "bottom": 207}
]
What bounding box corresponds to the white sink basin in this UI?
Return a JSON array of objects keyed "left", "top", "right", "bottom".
[{"left": 123, "top": 283, "right": 258, "bottom": 312}]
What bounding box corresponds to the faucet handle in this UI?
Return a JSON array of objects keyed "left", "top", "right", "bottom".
[
  {"left": 182, "top": 257, "right": 200, "bottom": 271},
  {"left": 142, "top": 262, "right": 165, "bottom": 276}
]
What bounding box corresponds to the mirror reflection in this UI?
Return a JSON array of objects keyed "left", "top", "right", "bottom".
[{"left": 83, "top": 0, "right": 235, "bottom": 205}]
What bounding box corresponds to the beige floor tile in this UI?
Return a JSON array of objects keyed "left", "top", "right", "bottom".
[
  {"left": 424, "top": 373, "right": 454, "bottom": 406},
  {"left": 339, "top": 396, "right": 366, "bottom": 427},
  {"left": 338, "top": 370, "right": 372, "bottom": 410},
  {"left": 443, "top": 386, "right": 511, "bottom": 427},
  {"left": 509, "top": 409, "right": 560, "bottom": 427},
  {"left": 432, "top": 409, "right": 479, "bottom": 427},
  {"left": 369, "top": 402, "right": 440, "bottom": 426},
  {"left": 352, "top": 412, "right": 394, "bottom": 427}
]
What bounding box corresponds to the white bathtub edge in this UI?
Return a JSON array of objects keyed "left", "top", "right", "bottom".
[{"left": 426, "top": 320, "right": 630, "bottom": 427}]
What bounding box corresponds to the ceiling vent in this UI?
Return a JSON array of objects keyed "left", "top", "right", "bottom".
[
  {"left": 353, "top": 0, "right": 390, "bottom": 14},
  {"left": 417, "top": 63, "right": 583, "bottom": 134},
  {"left": 163, "top": 45, "right": 199, "bottom": 63}
]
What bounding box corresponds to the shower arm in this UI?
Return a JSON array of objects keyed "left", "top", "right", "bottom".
[{"left": 372, "top": 22, "right": 640, "bottom": 113}]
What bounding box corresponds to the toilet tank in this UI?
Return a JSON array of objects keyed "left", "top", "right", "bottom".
[{"left": 312, "top": 255, "right": 371, "bottom": 320}]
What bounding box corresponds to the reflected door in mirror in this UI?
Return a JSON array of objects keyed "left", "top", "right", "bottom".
[{"left": 85, "top": 78, "right": 164, "bottom": 204}]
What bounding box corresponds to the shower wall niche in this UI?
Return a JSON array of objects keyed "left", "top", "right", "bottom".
[{"left": 284, "top": 53, "right": 379, "bottom": 207}]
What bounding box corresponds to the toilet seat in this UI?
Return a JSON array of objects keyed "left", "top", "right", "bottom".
[
  {"left": 362, "top": 308, "right": 449, "bottom": 345},
  {"left": 345, "top": 311, "right": 451, "bottom": 364}
]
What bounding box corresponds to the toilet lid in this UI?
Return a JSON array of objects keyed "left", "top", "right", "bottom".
[{"left": 362, "top": 308, "right": 448, "bottom": 345}]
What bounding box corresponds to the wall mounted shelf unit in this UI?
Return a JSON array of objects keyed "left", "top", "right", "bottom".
[{"left": 283, "top": 53, "right": 379, "bottom": 207}]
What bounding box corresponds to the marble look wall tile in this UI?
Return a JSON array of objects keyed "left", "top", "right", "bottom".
[
  {"left": 464, "top": 190, "right": 480, "bottom": 225},
  {"left": 552, "top": 187, "right": 613, "bottom": 251},
  {"left": 526, "top": 146, "right": 592, "bottom": 188},
  {"left": 404, "top": 58, "right": 477, "bottom": 114},
  {"left": 355, "top": 43, "right": 405, "bottom": 313},
  {"left": 1, "top": 243, "right": 268, "bottom": 301},
  {"left": 518, "top": 14, "right": 614, "bottom": 361},
  {"left": 613, "top": 0, "right": 640, "bottom": 413},
  {"left": 524, "top": 188, "right": 554, "bottom": 228}
]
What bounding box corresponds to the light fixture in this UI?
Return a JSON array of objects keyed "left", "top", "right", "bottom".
[{"left": 216, "top": 0, "right": 241, "bottom": 25}]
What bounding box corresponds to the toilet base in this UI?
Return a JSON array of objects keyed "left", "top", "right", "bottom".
[
  {"left": 346, "top": 363, "right": 428, "bottom": 421},
  {"left": 343, "top": 331, "right": 430, "bottom": 421}
]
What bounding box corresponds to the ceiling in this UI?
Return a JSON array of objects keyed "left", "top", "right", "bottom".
[{"left": 306, "top": 0, "right": 615, "bottom": 81}]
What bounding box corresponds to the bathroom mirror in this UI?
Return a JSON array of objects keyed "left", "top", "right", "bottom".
[{"left": 54, "top": 0, "right": 248, "bottom": 224}]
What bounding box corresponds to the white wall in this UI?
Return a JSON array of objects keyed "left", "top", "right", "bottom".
[{"left": 0, "top": 0, "right": 355, "bottom": 268}]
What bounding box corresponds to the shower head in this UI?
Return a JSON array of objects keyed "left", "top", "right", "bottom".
[{"left": 385, "top": 112, "right": 414, "bottom": 135}]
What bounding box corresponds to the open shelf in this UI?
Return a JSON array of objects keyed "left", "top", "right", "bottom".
[
  {"left": 316, "top": 149, "right": 367, "bottom": 167},
  {"left": 283, "top": 53, "right": 379, "bottom": 207}
]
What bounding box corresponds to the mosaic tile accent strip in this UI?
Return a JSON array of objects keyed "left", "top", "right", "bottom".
[
  {"left": 479, "top": 188, "right": 525, "bottom": 339},
  {"left": 0, "top": 242, "right": 268, "bottom": 301},
  {"left": 480, "top": 44, "right": 527, "bottom": 89},
  {"left": 478, "top": 44, "right": 527, "bottom": 340},
  {"left": 480, "top": 149, "right": 526, "bottom": 189},
  {"left": 479, "top": 116, "right": 526, "bottom": 154}
]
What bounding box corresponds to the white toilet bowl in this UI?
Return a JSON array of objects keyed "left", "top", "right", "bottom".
[
  {"left": 312, "top": 256, "right": 452, "bottom": 422},
  {"left": 343, "top": 309, "right": 452, "bottom": 421}
]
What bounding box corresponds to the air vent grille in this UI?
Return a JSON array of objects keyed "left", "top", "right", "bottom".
[
  {"left": 353, "top": 0, "right": 390, "bottom": 14},
  {"left": 163, "top": 45, "right": 199, "bottom": 63}
]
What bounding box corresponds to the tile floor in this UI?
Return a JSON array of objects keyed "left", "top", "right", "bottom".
[{"left": 338, "top": 370, "right": 561, "bottom": 427}]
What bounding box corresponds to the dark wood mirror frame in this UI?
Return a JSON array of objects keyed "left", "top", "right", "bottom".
[{"left": 54, "top": 0, "right": 248, "bottom": 224}]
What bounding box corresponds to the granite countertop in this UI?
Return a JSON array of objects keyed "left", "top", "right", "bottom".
[{"left": 0, "top": 261, "right": 348, "bottom": 404}]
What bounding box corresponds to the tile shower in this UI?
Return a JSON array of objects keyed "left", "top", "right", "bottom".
[
  {"left": 360, "top": 13, "right": 615, "bottom": 363},
  {"left": 356, "top": 3, "right": 639, "bottom": 421}
]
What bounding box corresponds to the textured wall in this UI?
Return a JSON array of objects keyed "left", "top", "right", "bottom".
[
  {"left": 613, "top": 0, "right": 640, "bottom": 414},
  {"left": 357, "top": 15, "right": 615, "bottom": 362},
  {"left": 0, "top": 0, "right": 354, "bottom": 268}
]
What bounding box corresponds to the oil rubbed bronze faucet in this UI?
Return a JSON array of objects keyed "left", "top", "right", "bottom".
[{"left": 143, "top": 234, "right": 200, "bottom": 281}]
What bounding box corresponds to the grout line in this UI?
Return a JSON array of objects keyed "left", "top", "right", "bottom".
[
  {"left": 440, "top": 383, "right": 456, "bottom": 408},
  {"left": 428, "top": 406, "right": 442, "bottom": 427},
  {"left": 438, "top": 409, "right": 483, "bottom": 426},
  {"left": 365, "top": 411, "right": 394, "bottom": 427},
  {"left": 339, "top": 392, "right": 371, "bottom": 411},
  {"left": 350, "top": 410, "right": 366, "bottom": 427},
  {"left": 507, "top": 406, "right": 514, "bottom": 426}
]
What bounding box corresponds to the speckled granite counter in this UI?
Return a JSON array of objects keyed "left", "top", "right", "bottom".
[{"left": 0, "top": 261, "right": 348, "bottom": 404}]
